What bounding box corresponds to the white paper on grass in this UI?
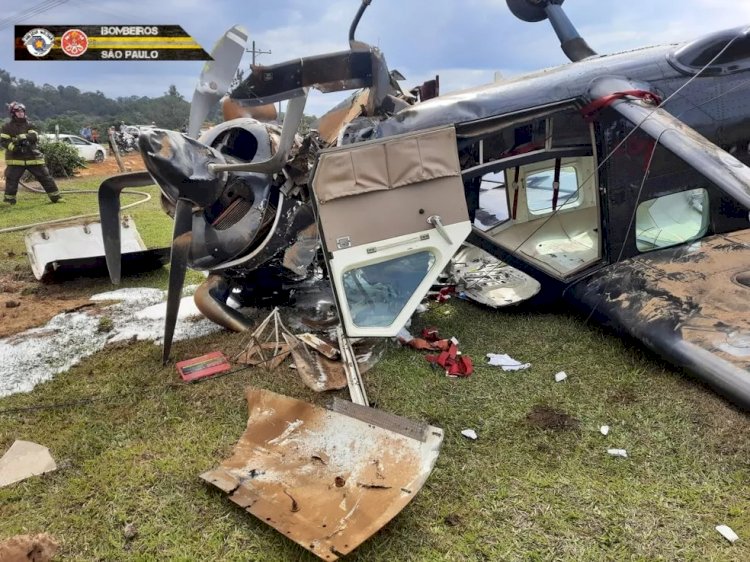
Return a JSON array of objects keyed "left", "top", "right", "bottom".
[
  {"left": 555, "top": 371, "right": 568, "bottom": 382},
  {"left": 600, "top": 425, "right": 610, "bottom": 436},
  {"left": 607, "top": 448, "right": 628, "bottom": 458},
  {"left": 486, "top": 353, "right": 531, "bottom": 371},
  {"left": 461, "top": 429, "right": 478, "bottom": 440},
  {"left": 0, "top": 440, "right": 57, "bottom": 487},
  {"left": 716, "top": 525, "right": 739, "bottom": 543}
]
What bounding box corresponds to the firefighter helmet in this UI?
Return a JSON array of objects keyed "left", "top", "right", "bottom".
[{"left": 7, "top": 102, "right": 26, "bottom": 116}]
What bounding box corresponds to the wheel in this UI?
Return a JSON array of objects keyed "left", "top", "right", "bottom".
[{"left": 94, "top": 150, "right": 104, "bottom": 163}]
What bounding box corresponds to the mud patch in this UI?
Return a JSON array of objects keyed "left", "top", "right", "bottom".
[{"left": 526, "top": 405, "right": 580, "bottom": 431}]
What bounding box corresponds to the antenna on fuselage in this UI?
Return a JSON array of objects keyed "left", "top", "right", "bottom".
[
  {"left": 506, "top": 0, "right": 597, "bottom": 62},
  {"left": 349, "top": 0, "right": 373, "bottom": 49}
]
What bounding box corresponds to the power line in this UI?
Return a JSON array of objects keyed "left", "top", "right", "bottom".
[{"left": 0, "top": 0, "right": 71, "bottom": 32}]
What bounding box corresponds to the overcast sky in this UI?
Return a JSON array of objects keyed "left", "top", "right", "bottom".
[{"left": 2, "top": 0, "right": 750, "bottom": 117}]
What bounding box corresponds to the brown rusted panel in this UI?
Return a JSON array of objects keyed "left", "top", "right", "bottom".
[{"left": 200, "top": 388, "right": 443, "bottom": 560}]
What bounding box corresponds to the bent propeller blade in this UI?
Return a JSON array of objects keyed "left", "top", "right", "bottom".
[
  {"left": 188, "top": 25, "right": 248, "bottom": 138},
  {"left": 97, "top": 171, "right": 157, "bottom": 284},
  {"left": 162, "top": 199, "right": 194, "bottom": 364}
]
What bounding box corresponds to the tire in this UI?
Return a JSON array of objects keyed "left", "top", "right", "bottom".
[{"left": 94, "top": 150, "right": 105, "bottom": 163}]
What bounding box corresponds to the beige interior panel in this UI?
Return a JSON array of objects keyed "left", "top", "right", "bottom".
[
  {"left": 314, "top": 127, "right": 461, "bottom": 203},
  {"left": 491, "top": 206, "right": 600, "bottom": 277},
  {"left": 318, "top": 175, "right": 468, "bottom": 250}
]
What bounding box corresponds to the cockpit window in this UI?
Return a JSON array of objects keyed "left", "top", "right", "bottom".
[{"left": 669, "top": 27, "right": 750, "bottom": 76}]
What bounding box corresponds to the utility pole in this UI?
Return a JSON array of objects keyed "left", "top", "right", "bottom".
[
  {"left": 246, "top": 40, "right": 271, "bottom": 66},
  {"left": 246, "top": 41, "right": 282, "bottom": 121}
]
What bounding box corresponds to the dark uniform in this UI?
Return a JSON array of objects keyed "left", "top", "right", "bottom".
[{"left": 0, "top": 102, "right": 62, "bottom": 204}]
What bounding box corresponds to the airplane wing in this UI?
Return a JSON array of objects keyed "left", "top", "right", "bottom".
[{"left": 567, "top": 229, "right": 750, "bottom": 409}]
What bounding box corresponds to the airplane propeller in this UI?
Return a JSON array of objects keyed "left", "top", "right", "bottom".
[
  {"left": 188, "top": 25, "right": 248, "bottom": 139},
  {"left": 99, "top": 25, "right": 247, "bottom": 363},
  {"left": 138, "top": 131, "right": 228, "bottom": 363}
]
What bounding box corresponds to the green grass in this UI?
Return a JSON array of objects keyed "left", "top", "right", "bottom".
[{"left": 1, "top": 174, "right": 749, "bottom": 561}]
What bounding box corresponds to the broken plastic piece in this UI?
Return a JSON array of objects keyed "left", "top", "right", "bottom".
[
  {"left": 555, "top": 371, "right": 568, "bottom": 382},
  {"left": 201, "top": 388, "right": 443, "bottom": 561},
  {"left": 600, "top": 425, "right": 610, "bottom": 436},
  {"left": 486, "top": 353, "right": 531, "bottom": 371},
  {"left": 175, "top": 351, "right": 231, "bottom": 382},
  {"left": 607, "top": 448, "right": 628, "bottom": 458},
  {"left": 0, "top": 440, "right": 57, "bottom": 488},
  {"left": 716, "top": 524, "right": 739, "bottom": 544},
  {"left": 461, "top": 429, "right": 478, "bottom": 440}
]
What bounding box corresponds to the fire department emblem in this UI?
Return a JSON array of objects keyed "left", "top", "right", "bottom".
[
  {"left": 22, "top": 28, "right": 54, "bottom": 57},
  {"left": 61, "top": 29, "right": 88, "bottom": 57}
]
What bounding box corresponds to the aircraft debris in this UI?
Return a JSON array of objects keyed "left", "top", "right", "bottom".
[
  {"left": 0, "top": 533, "right": 59, "bottom": 562},
  {"left": 450, "top": 245, "right": 540, "bottom": 308},
  {"left": 234, "top": 308, "right": 295, "bottom": 371},
  {"left": 486, "top": 353, "right": 531, "bottom": 371},
  {"left": 554, "top": 371, "right": 568, "bottom": 383},
  {"left": 296, "top": 333, "right": 340, "bottom": 360},
  {"left": 716, "top": 525, "right": 739, "bottom": 544},
  {"left": 175, "top": 351, "right": 231, "bottom": 382},
  {"left": 282, "top": 333, "right": 347, "bottom": 392},
  {"left": 0, "top": 440, "right": 57, "bottom": 488},
  {"left": 600, "top": 425, "right": 610, "bottom": 436},
  {"left": 200, "top": 388, "right": 443, "bottom": 561},
  {"left": 607, "top": 449, "right": 628, "bottom": 458},
  {"left": 461, "top": 429, "right": 478, "bottom": 440}
]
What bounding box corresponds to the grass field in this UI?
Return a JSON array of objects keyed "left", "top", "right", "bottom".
[{"left": 1, "top": 174, "right": 749, "bottom": 561}]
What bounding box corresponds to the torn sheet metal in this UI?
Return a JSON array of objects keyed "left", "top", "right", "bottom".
[
  {"left": 201, "top": 388, "right": 443, "bottom": 561},
  {"left": 283, "top": 334, "right": 347, "bottom": 392},
  {"left": 24, "top": 217, "right": 169, "bottom": 281},
  {"left": 450, "top": 245, "right": 540, "bottom": 308},
  {"left": 297, "top": 333, "right": 340, "bottom": 360},
  {"left": 0, "top": 440, "right": 57, "bottom": 488}
]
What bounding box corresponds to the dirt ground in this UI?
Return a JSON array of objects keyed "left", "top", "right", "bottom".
[
  {"left": 0, "top": 152, "right": 148, "bottom": 338},
  {"left": 0, "top": 151, "right": 146, "bottom": 179}
]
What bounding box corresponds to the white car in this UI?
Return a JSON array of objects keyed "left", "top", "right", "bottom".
[{"left": 42, "top": 134, "right": 108, "bottom": 163}]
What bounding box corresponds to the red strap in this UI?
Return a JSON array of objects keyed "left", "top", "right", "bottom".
[{"left": 580, "top": 90, "right": 662, "bottom": 121}]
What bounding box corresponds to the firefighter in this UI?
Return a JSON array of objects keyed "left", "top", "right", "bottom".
[{"left": 0, "top": 102, "right": 62, "bottom": 205}]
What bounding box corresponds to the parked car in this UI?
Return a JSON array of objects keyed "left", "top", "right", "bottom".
[{"left": 42, "top": 134, "right": 108, "bottom": 162}]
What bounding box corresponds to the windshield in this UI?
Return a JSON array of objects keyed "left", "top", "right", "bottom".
[{"left": 669, "top": 27, "right": 750, "bottom": 75}]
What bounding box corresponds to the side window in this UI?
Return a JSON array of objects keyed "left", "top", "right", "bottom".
[
  {"left": 62, "top": 138, "right": 72, "bottom": 144},
  {"left": 635, "top": 188, "right": 709, "bottom": 251},
  {"left": 526, "top": 165, "right": 580, "bottom": 214},
  {"left": 70, "top": 137, "right": 87, "bottom": 145},
  {"left": 474, "top": 171, "right": 509, "bottom": 231}
]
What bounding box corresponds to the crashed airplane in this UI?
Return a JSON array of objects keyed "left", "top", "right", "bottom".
[
  {"left": 99, "top": 0, "right": 750, "bottom": 408},
  {"left": 97, "top": 0, "right": 750, "bottom": 556}
]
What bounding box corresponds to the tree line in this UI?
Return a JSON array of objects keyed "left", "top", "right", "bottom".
[
  {"left": 0, "top": 68, "right": 191, "bottom": 135},
  {"left": 0, "top": 68, "right": 319, "bottom": 139}
]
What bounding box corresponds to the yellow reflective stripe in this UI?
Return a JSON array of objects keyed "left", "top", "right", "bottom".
[
  {"left": 5, "top": 159, "right": 45, "bottom": 165},
  {"left": 27, "top": 130, "right": 37, "bottom": 135},
  {"left": 0, "top": 133, "right": 10, "bottom": 139},
  {"left": 8, "top": 143, "right": 15, "bottom": 151},
  {"left": 17, "top": 133, "right": 27, "bottom": 139}
]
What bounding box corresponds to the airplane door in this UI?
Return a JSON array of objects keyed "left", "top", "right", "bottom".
[{"left": 311, "top": 126, "right": 471, "bottom": 337}]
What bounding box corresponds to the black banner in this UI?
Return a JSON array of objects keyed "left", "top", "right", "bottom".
[{"left": 15, "top": 25, "right": 212, "bottom": 61}]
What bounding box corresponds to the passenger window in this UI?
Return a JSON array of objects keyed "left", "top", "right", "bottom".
[
  {"left": 342, "top": 251, "right": 436, "bottom": 328},
  {"left": 635, "top": 188, "right": 709, "bottom": 251},
  {"left": 527, "top": 165, "right": 580, "bottom": 214},
  {"left": 474, "top": 172, "right": 509, "bottom": 231}
]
